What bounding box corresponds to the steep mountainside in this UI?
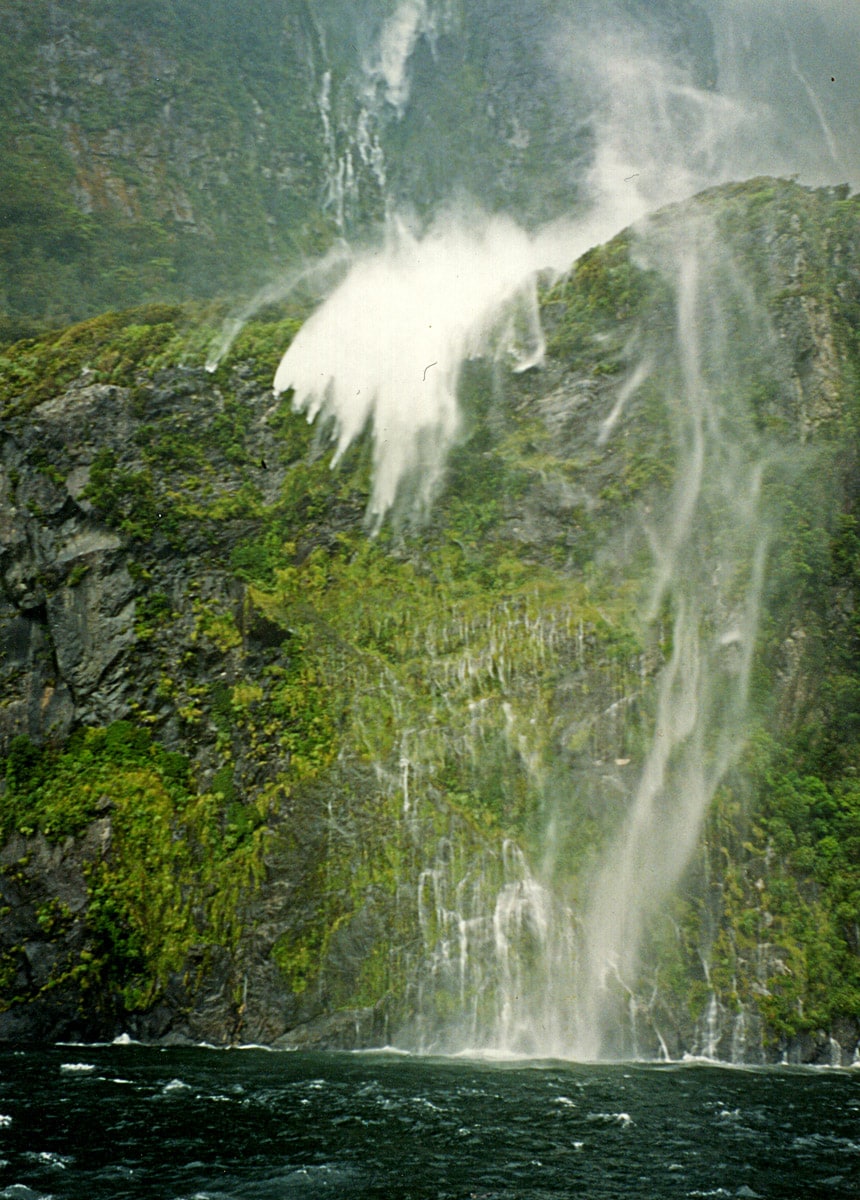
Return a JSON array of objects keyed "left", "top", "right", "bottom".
[
  {"left": 0, "top": 179, "right": 859, "bottom": 1060},
  {"left": 0, "top": 0, "right": 722, "bottom": 342},
  {"left": 0, "top": 0, "right": 325, "bottom": 341}
]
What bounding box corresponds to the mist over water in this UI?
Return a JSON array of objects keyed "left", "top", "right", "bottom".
[{"left": 223, "top": 0, "right": 860, "bottom": 1058}]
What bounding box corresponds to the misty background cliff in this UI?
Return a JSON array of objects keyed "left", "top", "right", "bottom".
[{"left": 3, "top": 0, "right": 859, "bottom": 340}]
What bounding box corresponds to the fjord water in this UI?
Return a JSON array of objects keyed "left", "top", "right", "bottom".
[{"left": 1, "top": 1046, "right": 858, "bottom": 1199}]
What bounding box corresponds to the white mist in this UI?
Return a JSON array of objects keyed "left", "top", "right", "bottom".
[{"left": 567, "top": 230, "right": 771, "bottom": 1059}]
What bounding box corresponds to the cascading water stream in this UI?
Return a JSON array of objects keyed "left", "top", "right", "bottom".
[
  {"left": 210, "top": 0, "right": 858, "bottom": 1059},
  {"left": 566, "top": 232, "right": 771, "bottom": 1059},
  {"left": 398, "top": 221, "right": 774, "bottom": 1062}
]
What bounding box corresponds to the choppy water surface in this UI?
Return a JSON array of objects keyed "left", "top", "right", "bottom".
[{"left": 0, "top": 1045, "right": 857, "bottom": 1199}]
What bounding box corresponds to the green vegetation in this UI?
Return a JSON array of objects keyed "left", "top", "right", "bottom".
[
  {"left": 0, "top": 1, "right": 333, "bottom": 343},
  {"left": 0, "top": 303, "right": 305, "bottom": 417},
  {"left": 696, "top": 455, "right": 860, "bottom": 1042},
  {"left": 543, "top": 231, "right": 668, "bottom": 365},
  {"left": 0, "top": 722, "right": 267, "bottom": 1010}
]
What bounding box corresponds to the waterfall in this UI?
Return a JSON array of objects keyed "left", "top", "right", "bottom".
[
  {"left": 309, "top": 0, "right": 458, "bottom": 232},
  {"left": 248, "top": 1, "right": 859, "bottom": 1058},
  {"left": 409, "top": 837, "right": 578, "bottom": 1057},
  {"left": 566, "top": 225, "right": 771, "bottom": 1059},
  {"left": 730, "top": 1007, "right": 748, "bottom": 1065},
  {"left": 702, "top": 994, "right": 722, "bottom": 1061},
  {"left": 267, "top": 0, "right": 858, "bottom": 526}
]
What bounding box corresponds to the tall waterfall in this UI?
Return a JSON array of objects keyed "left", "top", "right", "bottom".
[
  {"left": 248, "top": 0, "right": 858, "bottom": 1057},
  {"left": 566, "top": 223, "right": 772, "bottom": 1059},
  {"left": 380, "top": 211, "right": 783, "bottom": 1060}
]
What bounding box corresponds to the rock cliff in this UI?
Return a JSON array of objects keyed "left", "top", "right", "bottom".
[
  {"left": 1, "top": 0, "right": 720, "bottom": 341},
  {"left": 1, "top": 179, "right": 859, "bottom": 1060}
]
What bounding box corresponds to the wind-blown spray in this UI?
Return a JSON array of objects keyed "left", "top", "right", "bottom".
[
  {"left": 266, "top": 0, "right": 857, "bottom": 530},
  {"left": 272, "top": 213, "right": 615, "bottom": 527},
  {"left": 272, "top": 217, "right": 544, "bottom": 526}
]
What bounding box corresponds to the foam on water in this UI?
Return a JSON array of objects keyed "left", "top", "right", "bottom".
[{"left": 3, "top": 1046, "right": 860, "bottom": 1197}]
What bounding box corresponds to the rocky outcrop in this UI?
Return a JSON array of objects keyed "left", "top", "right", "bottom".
[{"left": 0, "top": 348, "right": 506, "bottom": 1048}]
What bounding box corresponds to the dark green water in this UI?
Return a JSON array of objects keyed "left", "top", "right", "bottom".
[{"left": 0, "top": 1045, "right": 857, "bottom": 1198}]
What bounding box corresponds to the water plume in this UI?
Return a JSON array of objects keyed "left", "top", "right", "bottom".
[
  {"left": 268, "top": 30, "right": 731, "bottom": 527},
  {"left": 273, "top": 213, "right": 586, "bottom": 527},
  {"left": 269, "top": 0, "right": 859, "bottom": 530}
]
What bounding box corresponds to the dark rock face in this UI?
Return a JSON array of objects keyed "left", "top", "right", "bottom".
[
  {"left": 0, "top": 822, "right": 111, "bottom": 1042},
  {"left": 0, "top": 371, "right": 293, "bottom": 1045},
  {"left": 1, "top": 386, "right": 136, "bottom": 743},
  {"left": 0, "top": 351, "right": 450, "bottom": 1049},
  {"left": 0, "top": 374, "right": 275, "bottom": 742}
]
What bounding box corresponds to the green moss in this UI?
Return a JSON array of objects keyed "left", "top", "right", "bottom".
[
  {"left": 1, "top": 720, "right": 267, "bottom": 1011},
  {"left": 0, "top": 306, "right": 194, "bottom": 414},
  {"left": 83, "top": 448, "right": 161, "bottom": 542},
  {"left": 192, "top": 603, "right": 242, "bottom": 653},
  {"left": 543, "top": 232, "right": 666, "bottom": 366},
  {"left": 273, "top": 922, "right": 328, "bottom": 997}
]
